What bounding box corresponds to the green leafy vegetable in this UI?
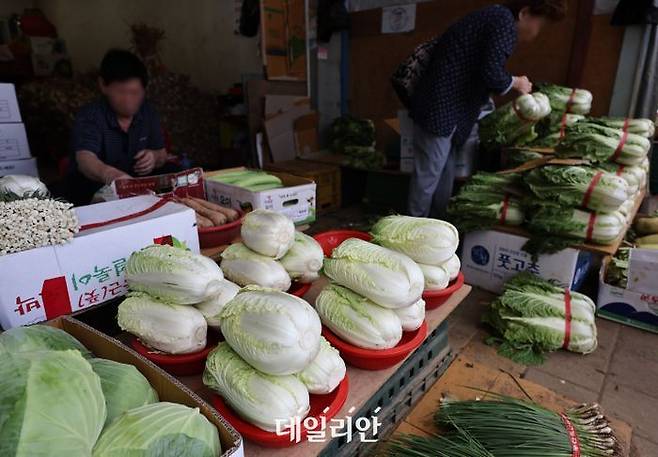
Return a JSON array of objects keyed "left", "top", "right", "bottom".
[
  {"left": 0, "top": 325, "right": 92, "bottom": 357},
  {"left": 203, "top": 342, "right": 309, "bottom": 432},
  {"left": 536, "top": 83, "right": 592, "bottom": 114},
  {"left": 483, "top": 273, "right": 597, "bottom": 364},
  {"left": 92, "top": 402, "right": 220, "bottom": 457},
  {"left": 0, "top": 350, "right": 106, "bottom": 457},
  {"left": 524, "top": 165, "right": 628, "bottom": 213},
  {"left": 89, "top": 358, "right": 159, "bottom": 426}
]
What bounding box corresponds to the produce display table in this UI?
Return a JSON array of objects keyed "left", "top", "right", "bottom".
[{"left": 182, "top": 281, "right": 472, "bottom": 457}]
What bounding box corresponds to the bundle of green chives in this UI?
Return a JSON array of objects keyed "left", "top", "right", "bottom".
[{"left": 387, "top": 396, "right": 621, "bottom": 457}]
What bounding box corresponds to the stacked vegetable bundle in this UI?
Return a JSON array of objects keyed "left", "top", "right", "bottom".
[
  {"left": 330, "top": 115, "right": 386, "bottom": 170},
  {"left": 447, "top": 173, "right": 525, "bottom": 232},
  {"left": 483, "top": 273, "right": 597, "bottom": 364},
  {"left": 203, "top": 287, "right": 347, "bottom": 432},
  {"left": 389, "top": 395, "right": 622, "bottom": 457},
  {"left": 118, "top": 244, "right": 237, "bottom": 353},
  {"left": 479, "top": 92, "right": 552, "bottom": 150},
  {"left": 0, "top": 175, "right": 79, "bottom": 256},
  {"left": 207, "top": 169, "right": 284, "bottom": 192},
  {"left": 0, "top": 325, "right": 221, "bottom": 457},
  {"left": 220, "top": 209, "right": 324, "bottom": 290},
  {"left": 530, "top": 83, "right": 592, "bottom": 147}
]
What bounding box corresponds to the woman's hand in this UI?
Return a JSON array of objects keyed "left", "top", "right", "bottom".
[{"left": 512, "top": 76, "right": 533, "bottom": 94}]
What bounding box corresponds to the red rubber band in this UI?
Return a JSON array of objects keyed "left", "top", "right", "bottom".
[
  {"left": 610, "top": 119, "right": 630, "bottom": 162},
  {"left": 560, "top": 413, "right": 581, "bottom": 457},
  {"left": 80, "top": 197, "right": 172, "bottom": 231},
  {"left": 563, "top": 289, "right": 572, "bottom": 350},
  {"left": 585, "top": 211, "right": 597, "bottom": 243},
  {"left": 566, "top": 88, "right": 577, "bottom": 112},
  {"left": 615, "top": 165, "right": 625, "bottom": 177},
  {"left": 581, "top": 171, "right": 603, "bottom": 209},
  {"left": 499, "top": 194, "right": 510, "bottom": 225}
]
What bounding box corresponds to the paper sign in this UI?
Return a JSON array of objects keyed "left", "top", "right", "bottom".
[{"left": 382, "top": 5, "right": 416, "bottom": 34}]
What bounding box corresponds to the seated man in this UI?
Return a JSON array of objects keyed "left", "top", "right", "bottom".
[{"left": 67, "top": 49, "right": 169, "bottom": 205}]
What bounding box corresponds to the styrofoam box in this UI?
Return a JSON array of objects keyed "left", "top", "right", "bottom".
[
  {"left": 0, "top": 123, "right": 31, "bottom": 161},
  {"left": 461, "top": 230, "right": 593, "bottom": 293},
  {"left": 0, "top": 157, "right": 37, "bottom": 177},
  {"left": 0, "top": 196, "right": 200, "bottom": 329},
  {"left": 0, "top": 83, "right": 22, "bottom": 123},
  {"left": 597, "top": 248, "right": 658, "bottom": 334}
]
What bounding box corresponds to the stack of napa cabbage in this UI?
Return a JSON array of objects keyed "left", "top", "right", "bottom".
[
  {"left": 370, "top": 216, "right": 461, "bottom": 292},
  {"left": 220, "top": 209, "right": 324, "bottom": 289},
  {"left": 0, "top": 325, "right": 220, "bottom": 457},
  {"left": 117, "top": 244, "right": 239, "bottom": 354},
  {"left": 202, "top": 287, "right": 346, "bottom": 432},
  {"left": 316, "top": 230, "right": 435, "bottom": 349}
]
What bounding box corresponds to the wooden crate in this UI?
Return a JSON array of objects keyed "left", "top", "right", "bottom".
[{"left": 265, "top": 159, "right": 341, "bottom": 213}]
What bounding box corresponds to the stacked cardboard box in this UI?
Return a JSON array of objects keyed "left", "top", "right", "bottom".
[{"left": 0, "top": 83, "right": 38, "bottom": 177}]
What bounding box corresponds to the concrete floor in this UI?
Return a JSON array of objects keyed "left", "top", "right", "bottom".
[{"left": 310, "top": 208, "right": 658, "bottom": 457}]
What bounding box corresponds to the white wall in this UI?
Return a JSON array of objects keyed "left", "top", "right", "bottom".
[{"left": 35, "top": 0, "right": 263, "bottom": 92}]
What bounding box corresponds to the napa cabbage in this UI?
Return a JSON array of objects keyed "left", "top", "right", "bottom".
[
  {"left": 295, "top": 336, "right": 346, "bottom": 394},
  {"left": 279, "top": 231, "right": 324, "bottom": 283},
  {"left": 126, "top": 244, "right": 224, "bottom": 305},
  {"left": 371, "top": 215, "right": 458, "bottom": 264},
  {"left": 203, "top": 343, "right": 310, "bottom": 432},
  {"left": 417, "top": 263, "right": 450, "bottom": 291},
  {"left": 220, "top": 242, "right": 291, "bottom": 291},
  {"left": 394, "top": 299, "right": 425, "bottom": 332},
  {"left": 315, "top": 284, "right": 403, "bottom": 349},
  {"left": 241, "top": 209, "right": 295, "bottom": 259},
  {"left": 118, "top": 293, "right": 208, "bottom": 354},
  {"left": 194, "top": 279, "right": 240, "bottom": 330},
  {"left": 219, "top": 287, "right": 321, "bottom": 375},
  {"left": 323, "top": 238, "right": 424, "bottom": 309}
]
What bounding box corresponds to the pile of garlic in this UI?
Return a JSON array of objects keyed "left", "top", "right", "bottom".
[{"left": 0, "top": 198, "right": 79, "bottom": 255}]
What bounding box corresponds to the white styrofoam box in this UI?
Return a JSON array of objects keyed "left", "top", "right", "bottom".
[
  {"left": 398, "top": 110, "right": 414, "bottom": 173},
  {"left": 461, "top": 230, "right": 593, "bottom": 293},
  {"left": 597, "top": 249, "right": 658, "bottom": 334},
  {"left": 0, "top": 123, "right": 30, "bottom": 161},
  {"left": 0, "top": 196, "right": 200, "bottom": 329},
  {"left": 0, "top": 157, "right": 38, "bottom": 177},
  {"left": 0, "top": 83, "right": 22, "bottom": 123},
  {"left": 205, "top": 168, "right": 317, "bottom": 225}
]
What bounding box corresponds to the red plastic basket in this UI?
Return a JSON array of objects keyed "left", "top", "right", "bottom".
[
  {"left": 130, "top": 335, "right": 219, "bottom": 376},
  {"left": 313, "top": 230, "right": 372, "bottom": 257},
  {"left": 211, "top": 375, "right": 349, "bottom": 448},
  {"left": 197, "top": 211, "right": 244, "bottom": 249},
  {"left": 423, "top": 272, "right": 465, "bottom": 310},
  {"left": 322, "top": 321, "right": 427, "bottom": 370},
  {"left": 288, "top": 282, "right": 312, "bottom": 298}
]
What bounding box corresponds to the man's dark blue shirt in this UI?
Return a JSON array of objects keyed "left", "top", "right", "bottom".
[
  {"left": 67, "top": 98, "right": 165, "bottom": 204},
  {"left": 409, "top": 5, "right": 517, "bottom": 145}
]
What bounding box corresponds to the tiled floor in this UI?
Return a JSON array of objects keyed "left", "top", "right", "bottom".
[{"left": 447, "top": 287, "right": 658, "bottom": 457}]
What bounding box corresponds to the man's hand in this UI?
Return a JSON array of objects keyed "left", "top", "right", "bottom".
[
  {"left": 133, "top": 150, "right": 157, "bottom": 176},
  {"left": 512, "top": 76, "right": 533, "bottom": 95}
]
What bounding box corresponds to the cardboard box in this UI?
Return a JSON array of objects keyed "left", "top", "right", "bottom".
[
  {"left": 597, "top": 249, "right": 658, "bottom": 333},
  {"left": 461, "top": 230, "right": 594, "bottom": 293},
  {"left": 205, "top": 167, "right": 316, "bottom": 224},
  {"left": 48, "top": 316, "right": 243, "bottom": 456},
  {"left": 264, "top": 97, "right": 312, "bottom": 163},
  {"left": 261, "top": 0, "right": 306, "bottom": 81},
  {"left": 0, "top": 123, "right": 31, "bottom": 161},
  {"left": 0, "top": 196, "right": 200, "bottom": 329},
  {"left": 0, "top": 156, "right": 38, "bottom": 177},
  {"left": 0, "top": 83, "right": 22, "bottom": 123}
]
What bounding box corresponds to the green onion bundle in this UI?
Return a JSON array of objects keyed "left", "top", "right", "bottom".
[
  {"left": 389, "top": 396, "right": 621, "bottom": 457},
  {"left": 447, "top": 173, "right": 524, "bottom": 232}
]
